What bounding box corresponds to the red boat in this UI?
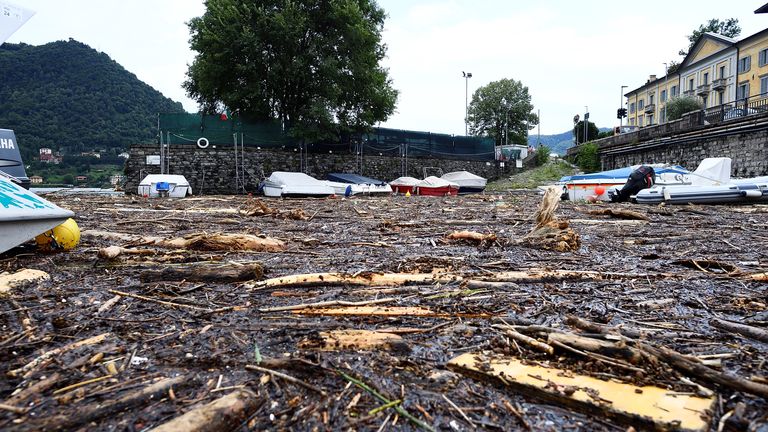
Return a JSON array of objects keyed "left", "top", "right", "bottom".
[
  {"left": 416, "top": 176, "right": 459, "bottom": 196},
  {"left": 389, "top": 176, "right": 420, "bottom": 194}
]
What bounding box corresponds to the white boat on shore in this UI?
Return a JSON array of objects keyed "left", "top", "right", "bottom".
[
  {"left": 325, "top": 173, "right": 393, "bottom": 196},
  {"left": 0, "top": 173, "right": 74, "bottom": 253},
  {"left": 262, "top": 172, "right": 335, "bottom": 198},
  {"left": 440, "top": 171, "right": 487, "bottom": 194},
  {"left": 138, "top": 175, "right": 192, "bottom": 198}
]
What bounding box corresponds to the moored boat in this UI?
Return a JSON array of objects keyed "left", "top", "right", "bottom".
[
  {"left": 389, "top": 176, "right": 420, "bottom": 194},
  {"left": 138, "top": 174, "right": 192, "bottom": 198},
  {"left": 440, "top": 171, "right": 487, "bottom": 194},
  {"left": 561, "top": 164, "right": 690, "bottom": 202},
  {"left": 415, "top": 176, "right": 459, "bottom": 196},
  {"left": 635, "top": 178, "right": 768, "bottom": 205},
  {"left": 262, "top": 172, "right": 335, "bottom": 198},
  {"left": 325, "top": 173, "right": 393, "bottom": 196},
  {"left": 0, "top": 172, "right": 74, "bottom": 254}
]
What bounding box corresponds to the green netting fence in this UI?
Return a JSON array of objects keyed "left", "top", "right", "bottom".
[{"left": 158, "top": 113, "right": 495, "bottom": 161}]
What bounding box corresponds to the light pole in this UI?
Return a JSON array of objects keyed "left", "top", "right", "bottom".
[
  {"left": 463, "top": 71, "right": 472, "bottom": 135},
  {"left": 620, "top": 85, "right": 627, "bottom": 128},
  {"left": 501, "top": 98, "right": 508, "bottom": 147},
  {"left": 584, "top": 105, "right": 589, "bottom": 144},
  {"left": 662, "top": 63, "right": 668, "bottom": 123}
]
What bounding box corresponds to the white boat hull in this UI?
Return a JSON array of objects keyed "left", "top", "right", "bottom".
[
  {"left": 0, "top": 175, "right": 74, "bottom": 253},
  {"left": 137, "top": 175, "right": 192, "bottom": 198}
]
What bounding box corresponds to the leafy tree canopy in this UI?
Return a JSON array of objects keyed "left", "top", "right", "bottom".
[
  {"left": 679, "top": 18, "right": 741, "bottom": 56},
  {"left": 184, "top": 0, "right": 398, "bottom": 141},
  {"left": 666, "top": 96, "right": 703, "bottom": 121},
  {"left": 573, "top": 120, "right": 599, "bottom": 144},
  {"left": 466, "top": 78, "right": 538, "bottom": 146},
  {"left": 575, "top": 142, "right": 600, "bottom": 173}
]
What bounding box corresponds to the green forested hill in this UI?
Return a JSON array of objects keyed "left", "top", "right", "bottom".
[{"left": 0, "top": 39, "right": 184, "bottom": 162}]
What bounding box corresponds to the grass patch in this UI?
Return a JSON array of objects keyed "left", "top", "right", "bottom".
[{"left": 487, "top": 159, "right": 578, "bottom": 191}]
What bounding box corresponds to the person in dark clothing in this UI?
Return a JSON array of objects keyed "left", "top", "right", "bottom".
[{"left": 611, "top": 165, "right": 655, "bottom": 202}]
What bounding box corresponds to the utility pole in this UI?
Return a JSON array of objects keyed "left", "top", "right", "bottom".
[
  {"left": 620, "top": 85, "right": 627, "bottom": 128},
  {"left": 584, "top": 106, "right": 589, "bottom": 144},
  {"left": 463, "top": 71, "right": 472, "bottom": 135}
]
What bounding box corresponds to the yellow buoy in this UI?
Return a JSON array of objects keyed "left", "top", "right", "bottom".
[
  {"left": 35, "top": 218, "right": 81, "bottom": 251},
  {"left": 405, "top": 190, "right": 411, "bottom": 197}
]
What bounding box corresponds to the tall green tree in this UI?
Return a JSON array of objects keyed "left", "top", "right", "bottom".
[
  {"left": 184, "top": 0, "right": 398, "bottom": 141},
  {"left": 573, "top": 120, "right": 599, "bottom": 144},
  {"left": 679, "top": 18, "right": 741, "bottom": 56},
  {"left": 466, "top": 78, "right": 538, "bottom": 146}
]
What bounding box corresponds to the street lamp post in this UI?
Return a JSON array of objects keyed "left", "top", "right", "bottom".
[
  {"left": 463, "top": 71, "right": 472, "bottom": 135},
  {"left": 662, "top": 63, "right": 668, "bottom": 123},
  {"left": 620, "top": 85, "right": 627, "bottom": 128},
  {"left": 584, "top": 106, "right": 589, "bottom": 144}
]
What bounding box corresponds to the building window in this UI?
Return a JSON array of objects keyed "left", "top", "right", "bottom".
[
  {"left": 689, "top": 78, "right": 695, "bottom": 90},
  {"left": 702, "top": 95, "right": 708, "bottom": 107},
  {"left": 761, "top": 76, "right": 768, "bottom": 95},
  {"left": 661, "top": 89, "right": 667, "bottom": 102},
  {"left": 649, "top": 94, "right": 655, "bottom": 105},
  {"left": 719, "top": 91, "right": 724, "bottom": 105},
  {"left": 648, "top": 114, "right": 654, "bottom": 125},
  {"left": 720, "top": 65, "right": 726, "bottom": 78},
  {"left": 703, "top": 72, "right": 709, "bottom": 85},
  {"left": 660, "top": 107, "right": 666, "bottom": 122},
  {"left": 639, "top": 115, "right": 644, "bottom": 127},
  {"left": 737, "top": 82, "right": 750, "bottom": 100},
  {"left": 760, "top": 49, "right": 768, "bottom": 67},
  {"left": 739, "top": 56, "right": 751, "bottom": 74},
  {"left": 639, "top": 99, "right": 644, "bottom": 109},
  {"left": 671, "top": 85, "right": 678, "bottom": 97},
  {"left": 630, "top": 118, "right": 635, "bottom": 126}
]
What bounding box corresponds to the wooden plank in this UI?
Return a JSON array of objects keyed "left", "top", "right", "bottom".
[
  {"left": 448, "top": 353, "right": 715, "bottom": 432},
  {"left": 298, "top": 329, "right": 404, "bottom": 351},
  {"left": 292, "top": 306, "right": 435, "bottom": 317},
  {"left": 291, "top": 306, "right": 493, "bottom": 319}
]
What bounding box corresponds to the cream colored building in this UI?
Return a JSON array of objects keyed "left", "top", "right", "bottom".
[{"left": 626, "top": 28, "right": 768, "bottom": 127}]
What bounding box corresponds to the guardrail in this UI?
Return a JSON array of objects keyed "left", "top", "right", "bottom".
[{"left": 704, "top": 93, "right": 768, "bottom": 125}]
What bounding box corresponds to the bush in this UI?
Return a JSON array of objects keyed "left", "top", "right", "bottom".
[
  {"left": 575, "top": 143, "right": 600, "bottom": 173},
  {"left": 535, "top": 144, "right": 551, "bottom": 166},
  {"left": 666, "top": 96, "right": 703, "bottom": 121}
]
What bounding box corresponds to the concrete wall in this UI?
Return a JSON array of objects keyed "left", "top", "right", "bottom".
[{"left": 124, "top": 144, "right": 515, "bottom": 194}]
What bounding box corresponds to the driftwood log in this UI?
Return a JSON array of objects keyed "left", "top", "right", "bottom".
[
  {"left": 140, "top": 263, "right": 263, "bottom": 283},
  {"left": 149, "top": 390, "right": 262, "bottom": 432},
  {"left": 28, "top": 376, "right": 188, "bottom": 431},
  {"left": 710, "top": 318, "right": 768, "bottom": 343}
]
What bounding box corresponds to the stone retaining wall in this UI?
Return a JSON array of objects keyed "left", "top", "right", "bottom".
[{"left": 124, "top": 145, "right": 515, "bottom": 194}]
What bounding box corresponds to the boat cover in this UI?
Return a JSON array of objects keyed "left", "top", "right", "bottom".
[
  {"left": 389, "top": 176, "right": 421, "bottom": 186},
  {"left": 690, "top": 157, "right": 731, "bottom": 186},
  {"left": 326, "top": 173, "right": 387, "bottom": 185},
  {"left": 417, "top": 176, "right": 459, "bottom": 188},
  {"left": 441, "top": 171, "right": 486, "bottom": 183}
]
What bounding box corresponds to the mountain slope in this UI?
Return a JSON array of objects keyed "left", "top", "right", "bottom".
[
  {"left": 528, "top": 128, "right": 611, "bottom": 155},
  {"left": 0, "top": 39, "right": 184, "bottom": 161}
]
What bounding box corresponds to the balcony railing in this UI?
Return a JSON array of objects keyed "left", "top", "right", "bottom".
[
  {"left": 644, "top": 103, "right": 655, "bottom": 114},
  {"left": 703, "top": 92, "right": 768, "bottom": 125},
  {"left": 712, "top": 78, "right": 727, "bottom": 91},
  {"left": 683, "top": 89, "right": 696, "bottom": 97},
  {"left": 696, "top": 84, "right": 711, "bottom": 96}
]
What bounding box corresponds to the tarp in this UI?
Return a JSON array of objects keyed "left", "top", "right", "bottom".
[
  {"left": 0, "top": 1, "right": 35, "bottom": 45},
  {"left": 326, "top": 173, "right": 386, "bottom": 185}
]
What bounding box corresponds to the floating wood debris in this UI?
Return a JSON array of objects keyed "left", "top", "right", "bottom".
[
  {"left": 448, "top": 353, "right": 715, "bottom": 431},
  {"left": 0, "top": 268, "right": 49, "bottom": 296},
  {"left": 298, "top": 329, "right": 406, "bottom": 351},
  {"left": 520, "top": 186, "right": 580, "bottom": 252}
]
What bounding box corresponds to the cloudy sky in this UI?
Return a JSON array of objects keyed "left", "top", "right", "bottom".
[{"left": 6, "top": 1, "right": 768, "bottom": 135}]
